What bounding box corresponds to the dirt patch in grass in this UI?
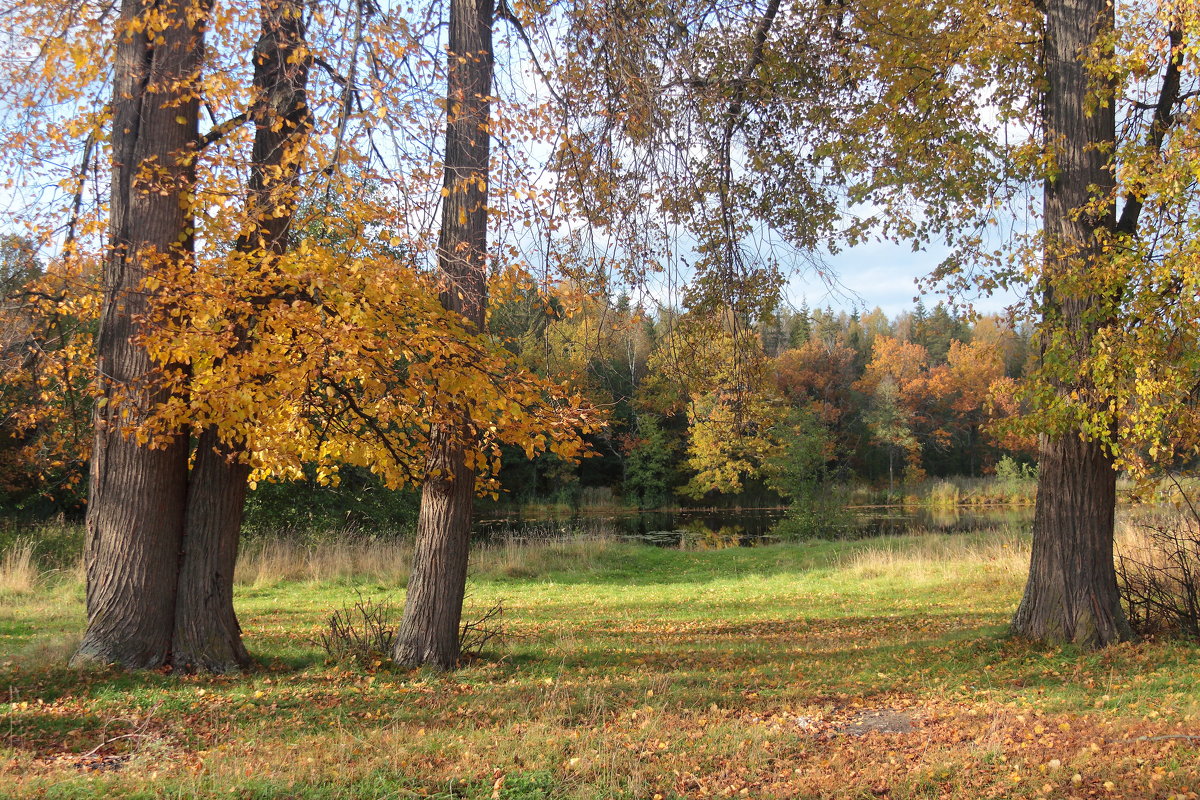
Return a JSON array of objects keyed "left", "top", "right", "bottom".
[{"left": 838, "top": 708, "right": 915, "bottom": 735}]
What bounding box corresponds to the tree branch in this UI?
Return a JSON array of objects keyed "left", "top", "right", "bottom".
[
  {"left": 1117, "top": 24, "right": 1185, "bottom": 236},
  {"left": 312, "top": 55, "right": 349, "bottom": 86},
  {"left": 494, "top": 0, "right": 565, "bottom": 107},
  {"left": 62, "top": 131, "right": 95, "bottom": 254},
  {"left": 197, "top": 113, "right": 249, "bottom": 151}
]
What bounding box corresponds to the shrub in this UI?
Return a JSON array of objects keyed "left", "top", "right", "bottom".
[
  {"left": 459, "top": 600, "right": 506, "bottom": 663},
  {"left": 926, "top": 480, "right": 961, "bottom": 509},
  {"left": 995, "top": 455, "right": 1037, "bottom": 484},
  {"left": 1116, "top": 512, "right": 1200, "bottom": 640},
  {"left": 772, "top": 500, "right": 855, "bottom": 540},
  {"left": 319, "top": 592, "right": 398, "bottom": 666},
  {"left": 319, "top": 592, "right": 507, "bottom": 667}
]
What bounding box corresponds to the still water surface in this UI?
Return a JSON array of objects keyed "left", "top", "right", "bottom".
[{"left": 475, "top": 504, "right": 1038, "bottom": 548}]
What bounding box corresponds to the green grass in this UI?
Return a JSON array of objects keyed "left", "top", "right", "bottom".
[{"left": 2, "top": 532, "right": 1200, "bottom": 799}]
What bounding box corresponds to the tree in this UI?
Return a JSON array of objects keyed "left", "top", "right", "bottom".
[
  {"left": 70, "top": 0, "right": 322, "bottom": 671},
  {"left": 1012, "top": 0, "right": 1195, "bottom": 647},
  {"left": 774, "top": 340, "right": 858, "bottom": 429},
  {"left": 73, "top": 0, "right": 210, "bottom": 669},
  {"left": 940, "top": 339, "right": 1006, "bottom": 476},
  {"left": 170, "top": 0, "right": 313, "bottom": 672},
  {"left": 0, "top": 0, "right": 597, "bottom": 671},
  {"left": 911, "top": 302, "right": 969, "bottom": 365},
  {"left": 855, "top": 336, "right": 932, "bottom": 480},
  {"left": 546, "top": 0, "right": 1039, "bottom": 511},
  {"left": 393, "top": 0, "right": 496, "bottom": 670},
  {"left": 0, "top": 239, "right": 94, "bottom": 508},
  {"left": 863, "top": 376, "right": 918, "bottom": 495},
  {"left": 665, "top": 319, "right": 785, "bottom": 501},
  {"left": 623, "top": 413, "right": 682, "bottom": 509},
  {"left": 763, "top": 407, "right": 835, "bottom": 502}
]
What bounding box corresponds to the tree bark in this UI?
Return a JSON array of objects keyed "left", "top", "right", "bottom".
[
  {"left": 1013, "top": 433, "right": 1129, "bottom": 645},
  {"left": 1011, "top": 0, "right": 1131, "bottom": 648},
  {"left": 172, "top": 429, "right": 252, "bottom": 672},
  {"left": 394, "top": 424, "right": 477, "bottom": 669},
  {"left": 73, "top": 0, "right": 207, "bottom": 670},
  {"left": 76, "top": 0, "right": 312, "bottom": 672},
  {"left": 394, "top": 0, "right": 494, "bottom": 670},
  {"left": 171, "top": 0, "right": 312, "bottom": 673}
]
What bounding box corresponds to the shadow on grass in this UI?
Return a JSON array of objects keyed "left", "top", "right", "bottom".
[{"left": 4, "top": 609, "right": 1178, "bottom": 769}]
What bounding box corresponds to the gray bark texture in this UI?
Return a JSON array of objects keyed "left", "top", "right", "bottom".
[{"left": 394, "top": 0, "right": 494, "bottom": 670}]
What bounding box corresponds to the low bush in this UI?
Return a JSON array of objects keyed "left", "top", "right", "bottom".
[
  {"left": 318, "top": 591, "right": 399, "bottom": 666},
  {"left": 1116, "top": 510, "right": 1200, "bottom": 640}
]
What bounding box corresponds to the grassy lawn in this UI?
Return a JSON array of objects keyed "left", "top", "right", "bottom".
[{"left": 2, "top": 531, "right": 1199, "bottom": 798}]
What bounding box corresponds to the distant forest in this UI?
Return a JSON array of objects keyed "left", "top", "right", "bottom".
[
  {"left": 483, "top": 290, "right": 1036, "bottom": 510},
  {"left": 221, "top": 291, "right": 1042, "bottom": 531}
]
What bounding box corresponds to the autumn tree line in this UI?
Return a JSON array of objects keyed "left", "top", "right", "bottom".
[
  {"left": 1, "top": 0, "right": 1200, "bottom": 671},
  {"left": 3, "top": 263, "right": 1037, "bottom": 516},
  {"left": 482, "top": 293, "right": 1038, "bottom": 510}
]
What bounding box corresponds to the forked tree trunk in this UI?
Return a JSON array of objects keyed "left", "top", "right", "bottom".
[
  {"left": 77, "top": 0, "right": 311, "bottom": 672},
  {"left": 171, "top": 0, "right": 312, "bottom": 672},
  {"left": 394, "top": 0, "right": 494, "bottom": 670},
  {"left": 1011, "top": 0, "right": 1131, "bottom": 648},
  {"left": 73, "top": 0, "right": 207, "bottom": 670}
]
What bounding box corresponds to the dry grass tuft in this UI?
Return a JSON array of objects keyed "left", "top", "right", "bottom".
[
  {"left": 0, "top": 538, "right": 38, "bottom": 594},
  {"left": 235, "top": 529, "right": 620, "bottom": 586},
  {"left": 471, "top": 533, "right": 617, "bottom": 579},
  {"left": 841, "top": 529, "right": 1029, "bottom": 583},
  {"left": 236, "top": 536, "right": 414, "bottom": 586}
]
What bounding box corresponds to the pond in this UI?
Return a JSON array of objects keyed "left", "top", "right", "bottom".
[{"left": 474, "top": 504, "right": 1038, "bottom": 548}]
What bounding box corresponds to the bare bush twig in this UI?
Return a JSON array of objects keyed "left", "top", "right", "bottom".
[
  {"left": 1117, "top": 486, "right": 1200, "bottom": 640},
  {"left": 458, "top": 600, "right": 506, "bottom": 664},
  {"left": 319, "top": 591, "right": 398, "bottom": 666}
]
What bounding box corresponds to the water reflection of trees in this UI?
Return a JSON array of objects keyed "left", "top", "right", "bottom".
[{"left": 679, "top": 522, "right": 769, "bottom": 550}]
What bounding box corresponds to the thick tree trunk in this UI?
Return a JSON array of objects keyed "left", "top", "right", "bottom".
[
  {"left": 172, "top": 429, "right": 252, "bottom": 672},
  {"left": 171, "top": 0, "right": 312, "bottom": 672},
  {"left": 394, "top": 426, "right": 476, "bottom": 669},
  {"left": 394, "top": 0, "right": 494, "bottom": 670},
  {"left": 1011, "top": 0, "right": 1131, "bottom": 648},
  {"left": 78, "top": 0, "right": 311, "bottom": 672},
  {"left": 73, "top": 0, "right": 206, "bottom": 669},
  {"left": 1013, "top": 434, "right": 1130, "bottom": 645}
]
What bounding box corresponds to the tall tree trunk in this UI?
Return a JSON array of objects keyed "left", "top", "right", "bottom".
[
  {"left": 1011, "top": 0, "right": 1131, "bottom": 648},
  {"left": 172, "top": 0, "right": 311, "bottom": 672},
  {"left": 394, "top": 0, "right": 494, "bottom": 670},
  {"left": 73, "top": 0, "right": 207, "bottom": 670}
]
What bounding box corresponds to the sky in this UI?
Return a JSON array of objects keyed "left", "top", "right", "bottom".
[{"left": 784, "top": 239, "right": 1023, "bottom": 318}]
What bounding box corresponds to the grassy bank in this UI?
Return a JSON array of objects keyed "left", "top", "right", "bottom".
[{"left": 2, "top": 529, "right": 1200, "bottom": 799}]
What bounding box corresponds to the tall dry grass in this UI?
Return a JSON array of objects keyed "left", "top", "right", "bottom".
[
  {"left": 471, "top": 533, "right": 616, "bottom": 579},
  {"left": 841, "top": 528, "right": 1030, "bottom": 582},
  {"left": 0, "top": 538, "right": 38, "bottom": 594},
  {"left": 236, "top": 535, "right": 414, "bottom": 586},
  {"left": 234, "top": 524, "right": 621, "bottom": 586},
  {"left": 1114, "top": 512, "right": 1200, "bottom": 637}
]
